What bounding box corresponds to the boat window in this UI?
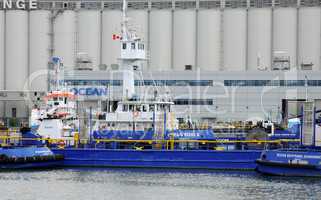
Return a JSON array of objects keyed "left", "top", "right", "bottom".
[
  {"left": 64, "top": 97, "right": 67, "bottom": 104},
  {"left": 135, "top": 105, "right": 141, "bottom": 112},
  {"left": 53, "top": 97, "right": 58, "bottom": 101},
  {"left": 142, "top": 105, "right": 147, "bottom": 112},
  {"left": 149, "top": 105, "right": 155, "bottom": 112},
  {"left": 129, "top": 105, "right": 134, "bottom": 111},
  {"left": 123, "top": 104, "right": 128, "bottom": 112},
  {"left": 122, "top": 43, "right": 126, "bottom": 49},
  {"left": 131, "top": 43, "right": 135, "bottom": 49}
]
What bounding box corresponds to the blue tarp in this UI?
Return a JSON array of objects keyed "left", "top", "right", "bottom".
[
  {"left": 93, "top": 130, "right": 154, "bottom": 140},
  {"left": 0, "top": 147, "right": 53, "bottom": 157}
]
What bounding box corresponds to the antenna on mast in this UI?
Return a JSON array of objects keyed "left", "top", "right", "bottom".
[
  {"left": 121, "top": 0, "right": 129, "bottom": 41},
  {"left": 119, "top": 0, "right": 146, "bottom": 100}
]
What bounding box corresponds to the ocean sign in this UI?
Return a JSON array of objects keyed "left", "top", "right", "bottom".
[{"left": 70, "top": 87, "right": 107, "bottom": 97}]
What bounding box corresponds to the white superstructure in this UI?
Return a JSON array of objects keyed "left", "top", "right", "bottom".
[
  {"left": 95, "top": 0, "right": 178, "bottom": 133},
  {"left": 31, "top": 57, "right": 78, "bottom": 139}
]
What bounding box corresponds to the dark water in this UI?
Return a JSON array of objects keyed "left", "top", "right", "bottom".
[{"left": 0, "top": 168, "right": 320, "bottom": 200}]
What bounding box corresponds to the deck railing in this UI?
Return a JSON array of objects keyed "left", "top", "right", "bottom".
[{"left": 0, "top": 132, "right": 300, "bottom": 151}]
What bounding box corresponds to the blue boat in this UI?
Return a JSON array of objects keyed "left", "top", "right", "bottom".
[
  {"left": 256, "top": 101, "right": 321, "bottom": 177},
  {"left": 0, "top": 146, "right": 63, "bottom": 169},
  {"left": 256, "top": 149, "right": 321, "bottom": 177}
]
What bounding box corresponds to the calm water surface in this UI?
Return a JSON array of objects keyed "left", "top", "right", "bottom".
[{"left": 0, "top": 168, "right": 320, "bottom": 200}]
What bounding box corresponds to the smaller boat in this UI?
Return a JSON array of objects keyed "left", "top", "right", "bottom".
[
  {"left": 0, "top": 146, "right": 63, "bottom": 169},
  {"left": 256, "top": 101, "right": 321, "bottom": 177},
  {"left": 0, "top": 124, "right": 63, "bottom": 169},
  {"left": 30, "top": 56, "right": 79, "bottom": 140},
  {"left": 256, "top": 149, "right": 321, "bottom": 177}
]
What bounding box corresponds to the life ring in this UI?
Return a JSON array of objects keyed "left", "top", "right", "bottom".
[{"left": 57, "top": 140, "right": 65, "bottom": 149}]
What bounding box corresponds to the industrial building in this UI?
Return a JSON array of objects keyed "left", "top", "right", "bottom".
[{"left": 1, "top": 0, "right": 321, "bottom": 125}]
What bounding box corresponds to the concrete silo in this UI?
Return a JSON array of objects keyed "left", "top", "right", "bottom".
[
  {"left": 273, "top": 8, "right": 297, "bottom": 70},
  {"left": 298, "top": 7, "right": 321, "bottom": 70},
  {"left": 173, "top": 9, "right": 196, "bottom": 70},
  {"left": 149, "top": 9, "right": 172, "bottom": 71},
  {"left": 78, "top": 10, "right": 101, "bottom": 69},
  {"left": 223, "top": 9, "right": 247, "bottom": 71},
  {"left": 102, "top": 9, "right": 122, "bottom": 69},
  {"left": 0, "top": 11, "right": 4, "bottom": 117},
  {"left": 5, "top": 10, "right": 29, "bottom": 118},
  {"left": 29, "top": 10, "right": 50, "bottom": 91},
  {"left": 247, "top": 8, "right": 272, "bottom": 71},
  {"left": 197, "top": 9, "right": 221, "bottom": 71},
  {"left": 54, "top": 10, "right": 76, "bottom": 68}
]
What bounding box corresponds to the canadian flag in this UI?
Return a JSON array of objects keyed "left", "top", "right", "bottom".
[{"left": 112, "top": 34, "right": 121, "bottom": 40}]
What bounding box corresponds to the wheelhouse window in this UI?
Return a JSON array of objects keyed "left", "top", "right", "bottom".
[
  {"left": 123, "top": 104, "right": 128, "bottom": 112},
  {"left": 129, "top": 105, "right": 134, "bottom": 111},
  {"left": 135, "top": 105, "right": 141, "bottom": 112},
  {"left": 142, "top": 105, "right": 147, "bottom": 112},
  {"left": 149, "top": 105, "right": 155, "bottom": 112},
  {"left": 122, "top": 43, "right": 127, "bottom": 49},
  {"left": 131, "top": 43, "right": 135, "bottom": 49}
]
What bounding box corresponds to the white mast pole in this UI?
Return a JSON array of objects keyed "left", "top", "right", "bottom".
[{"left": 121, "top": 0, "right": 128, "bottom": 41}]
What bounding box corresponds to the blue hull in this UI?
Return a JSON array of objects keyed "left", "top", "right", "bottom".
[
  {"left": 256, "top": 160, "right": 321, "bottom": 177},
  {"left": 256, "top": 149, "right": 321, "bottom": 177},
  {"left": 0, "top": 161, "right": 62, "bottom": 169},
  {"left": 52, "top": 149, "right": 261, "bottom": 170}
]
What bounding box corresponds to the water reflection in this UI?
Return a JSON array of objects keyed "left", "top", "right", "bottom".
[{"left": 0, "top": 169, "right": 320, "bottom": 200}]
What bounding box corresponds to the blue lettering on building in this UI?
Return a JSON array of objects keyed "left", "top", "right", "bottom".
[{"left": 71, "top": 88, "right": 107, "bottom": 96}]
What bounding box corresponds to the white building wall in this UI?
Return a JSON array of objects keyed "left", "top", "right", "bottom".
[
  {"left": 299, "top": 7, "right": 321, "bottom": 70},
  {"left": 78, "top": 10, "right": 101, "bottom": 69},
  {"left": 173, "top": 10, "right": 196, "bottom": 70},
  {"left": 29, "top": 10, "right": 50, "bottom": 91},
  {"left": 54, "top": 10, "right": 76, "bottom": 68},
  {"left": 149, "top": 9, "right": 172, "bottom": 71},
  {"left": 5, "top": 11, "right": 29, "bottom": 118},
  {"left": 273, "top": 8, "right": 297, "bottom": 70},
  {"left": 101, "top": 10, "right": 121, "bottom": 68},
  {"left": 223, "top": 9, "right": 247, "bottom": 71},
  {"left": 197, "top": 9, "right": 221, "bottom": 71},
  {"left": 247, "top": 8, "right": 272, "bottom": 71},
  {"left": 0, "top": 11, "right": 4, "bottom": 117}
]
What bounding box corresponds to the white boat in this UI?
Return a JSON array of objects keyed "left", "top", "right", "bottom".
[{"left": 30, "top": 57, "right": 79, "bottom": 139}]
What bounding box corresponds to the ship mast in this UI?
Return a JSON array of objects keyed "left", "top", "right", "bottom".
[
  {"left": 119, "top": 0, "right": 145, "bottom": 100},
  {"left": 121, "top": 0, "right": 129, "bottom": 42}
]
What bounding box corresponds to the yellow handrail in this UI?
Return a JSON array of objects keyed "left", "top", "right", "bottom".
[{"left": 0, "top": 134, "right": 301, "bottom": 148}]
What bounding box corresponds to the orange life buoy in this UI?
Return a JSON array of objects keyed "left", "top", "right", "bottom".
[
  {"left": 133, "top": 111, "right": 139, "bottom": 118},
  {"left": 57, "top": 140, "right": 65, "bottom": 149}
]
